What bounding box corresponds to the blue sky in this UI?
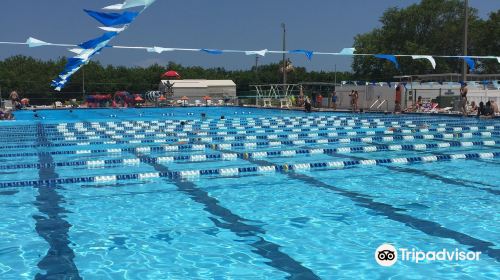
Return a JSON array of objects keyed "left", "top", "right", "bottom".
[{"left": 0, "top": 0, "right": 498, "bottom": 71}]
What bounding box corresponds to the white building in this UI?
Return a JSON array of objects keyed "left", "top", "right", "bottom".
[
  {"left": 334, "top": 83, "right": 500, "bottom": 112},
  {"left": 159, "top": 80, "right": 236, "bottom": 102}
]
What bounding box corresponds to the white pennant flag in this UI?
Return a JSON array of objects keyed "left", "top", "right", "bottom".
[
  {"left": 339, "top": 48, "right": 355, "bottom": 55},
  {"left": 245, "top": 49, "right": 268, "bottom": 57},
  {"left": 497, "top": 57, "right": 500, "bottom": 63},
  {"left": 76, "top": 49, "right": 95, "bottom": 60},
  {"left": 26, "top": 37, "right": 51, "bottom": 48},
  {"left": 99, "top": 26, "right": 127, "bottom": 33},
  {"left": 147, "top": 47, "right": 175, "bottom": 53},
  {"left": 412, "top": 55, "right": 436, "bottom": 69},
  {"left": 103, "top": 4, "right": 125, "bottom": 10},
  {"left": 104, "top": 0, "right": 156, "bottom": 10},
  {"left": 68, "top": 48, "right": 85, "bottom": 54}
]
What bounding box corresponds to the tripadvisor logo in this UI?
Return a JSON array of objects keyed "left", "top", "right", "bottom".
[
  {"left": 375, "top": 243, "right": 481, "bottom": 267},
  {"left": 375, "top": 244, "right": 397, "bottom": 267}
]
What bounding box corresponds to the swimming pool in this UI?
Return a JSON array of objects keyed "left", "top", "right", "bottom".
[{"left": 0, "top": 107, "right": 499, "bottom": 279}]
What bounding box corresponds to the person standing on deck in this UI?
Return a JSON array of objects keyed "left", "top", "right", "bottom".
[
  {"left": 349, "top": 90, "right": 355, "bottom": 112},
  {"left": 316, "top": 94, "right": 323, "bottom": 108},
  {"left": 395, "top": 84, "right": 402, "bottom": 113},
  {"left": 331, "top": 91, "right": 337, "bottom": 110},
  {"left": 460, "top": 83, "right": 468, "bottom": 117},
  {"left": 352, "top": 90, "right": 359, "bottom": 113}
]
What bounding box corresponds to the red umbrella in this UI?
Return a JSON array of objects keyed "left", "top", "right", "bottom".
[
  {"left": 161, "top": 70, "right": 181, "bottom": 79},
  {"left": 158, "top": 95, "right": 167, "bottom": 101},
  {"left": 202, "top": 95, "right": 212, "bottom": 106},
  {"left": 134, "top": 95, "right": 144, "bottom": 102},
  {"left": 180, "top": 96, "right": 189, "bottom": 101}
]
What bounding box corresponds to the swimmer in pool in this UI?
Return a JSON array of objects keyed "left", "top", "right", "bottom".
[{"left": 387, "top": 127, "right": 401, "bottom": 133}]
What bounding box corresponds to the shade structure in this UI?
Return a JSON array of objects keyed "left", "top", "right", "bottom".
[
  {"left": 161, "top": 70, "right": 181, "bottom": 79},
  {"left": 134, "top": 95, "right": 144, "bottom": 102},
  {"left": 202, "top": 95, "right": 212, "bottom": 100},
  {"left": 180, "top": 96, "right": 189, "bottom": 100},
  {"left": 158, "top": 95, "right": 167, "bottom": 101}
]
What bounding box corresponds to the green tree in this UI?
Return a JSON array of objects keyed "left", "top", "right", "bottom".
[
  {"left": 0, "top": 55, "right": 354, "bottom": 104},
  {"left": 352, "top": 0, "right": 498, "bottom": 80}
]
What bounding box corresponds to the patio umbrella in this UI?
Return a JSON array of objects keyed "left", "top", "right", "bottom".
[
  {"left": 158, "top": 95, "right": 167, "bottom": 101},
  {"left": 202, "top": 95, "right": 211, "bottom": 106},
  {"left": 134, "top": 95, "right": 144, "bottom": 102},
  {"left": 161, "top": 70, "right": 181, "bottom": 79},
  {"left": 180, "top": 96, "right": 189, "bottom": 106}
]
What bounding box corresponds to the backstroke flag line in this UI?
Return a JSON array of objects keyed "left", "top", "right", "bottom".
[
  {"left": 4, "top": 37, "right": 499, "bottom": 89},
  {"left": 13, "top": 38, "right": 499, "bottom": 67}
]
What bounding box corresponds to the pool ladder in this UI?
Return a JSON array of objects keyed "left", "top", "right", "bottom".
[{"left": 369, "top": 99, "right": 387, "bottom": 112}]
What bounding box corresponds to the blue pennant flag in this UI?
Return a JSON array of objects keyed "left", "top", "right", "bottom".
[
  {"left": 79, "top": 32, "right": 118, "bottom": 49},
  {"left": 64, "top": 58, "right": 86, "bottom": 71},
  {"left": 84, "top": 10, "right": 139, "bottom": 26},
  {"left": 463, "top": 57, "right": 475, "bottom": 72},
  {"left": 289, "top": 49, "right": 314, "bottom": 60},
  {"left": 201, "top": 49, "right": 224, "bottom": 55},
  {"left": 375, "top": 54, "right": 399, "bottom": 69}
]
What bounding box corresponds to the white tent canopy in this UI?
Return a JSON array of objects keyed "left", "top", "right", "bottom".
[{"left": 159, "top": 79, "right": 236, "bottom": 99}]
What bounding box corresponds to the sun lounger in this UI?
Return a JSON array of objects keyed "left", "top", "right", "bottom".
[
  {"left": 3, "top": 100, "right": 13, "bottom": 110},
  {"left": 280, "top": 98, "right": 291, "bottom": 109},
  {"left": 263, "top": 98, "right": 272, "bottom": 107}
]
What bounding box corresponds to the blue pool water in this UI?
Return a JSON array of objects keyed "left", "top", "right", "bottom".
[{"left": 0, "top": 107, "right": 499, "bottom": 279}]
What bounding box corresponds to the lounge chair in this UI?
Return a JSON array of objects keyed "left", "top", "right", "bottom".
[
  {"left": 280, "top": 98, "right": 291, "bottom": 109},
  {"left": 423, "top": 103, "right": 439, "bottom": 113},
  {"left": 437, "top": 107, "right": 453, "bottom": 113},
  {"left": 3, "top": 100, "right": 13, "bottom": 110}
]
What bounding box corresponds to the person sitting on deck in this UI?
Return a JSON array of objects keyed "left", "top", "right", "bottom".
[
  {"left": 416, "top": 96, "right": 423, "bottom": 111},
  {"left": 491, "top": 100, "right": 499, "bottom": 115},
  {"left": 0, "top": 109, "right": 14, "bottom": 120},
  {"left": 477, "top": 102, "right": 485, "bottom": 117},
  {"left": 304, "top": 96, "right": 312, "bottom": 112},
  {"left": 469, "top": 101, "right": 478, "bottom": 115},
  {"left": 479, "top": 101, "right": 494, "bottom": 119}
]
